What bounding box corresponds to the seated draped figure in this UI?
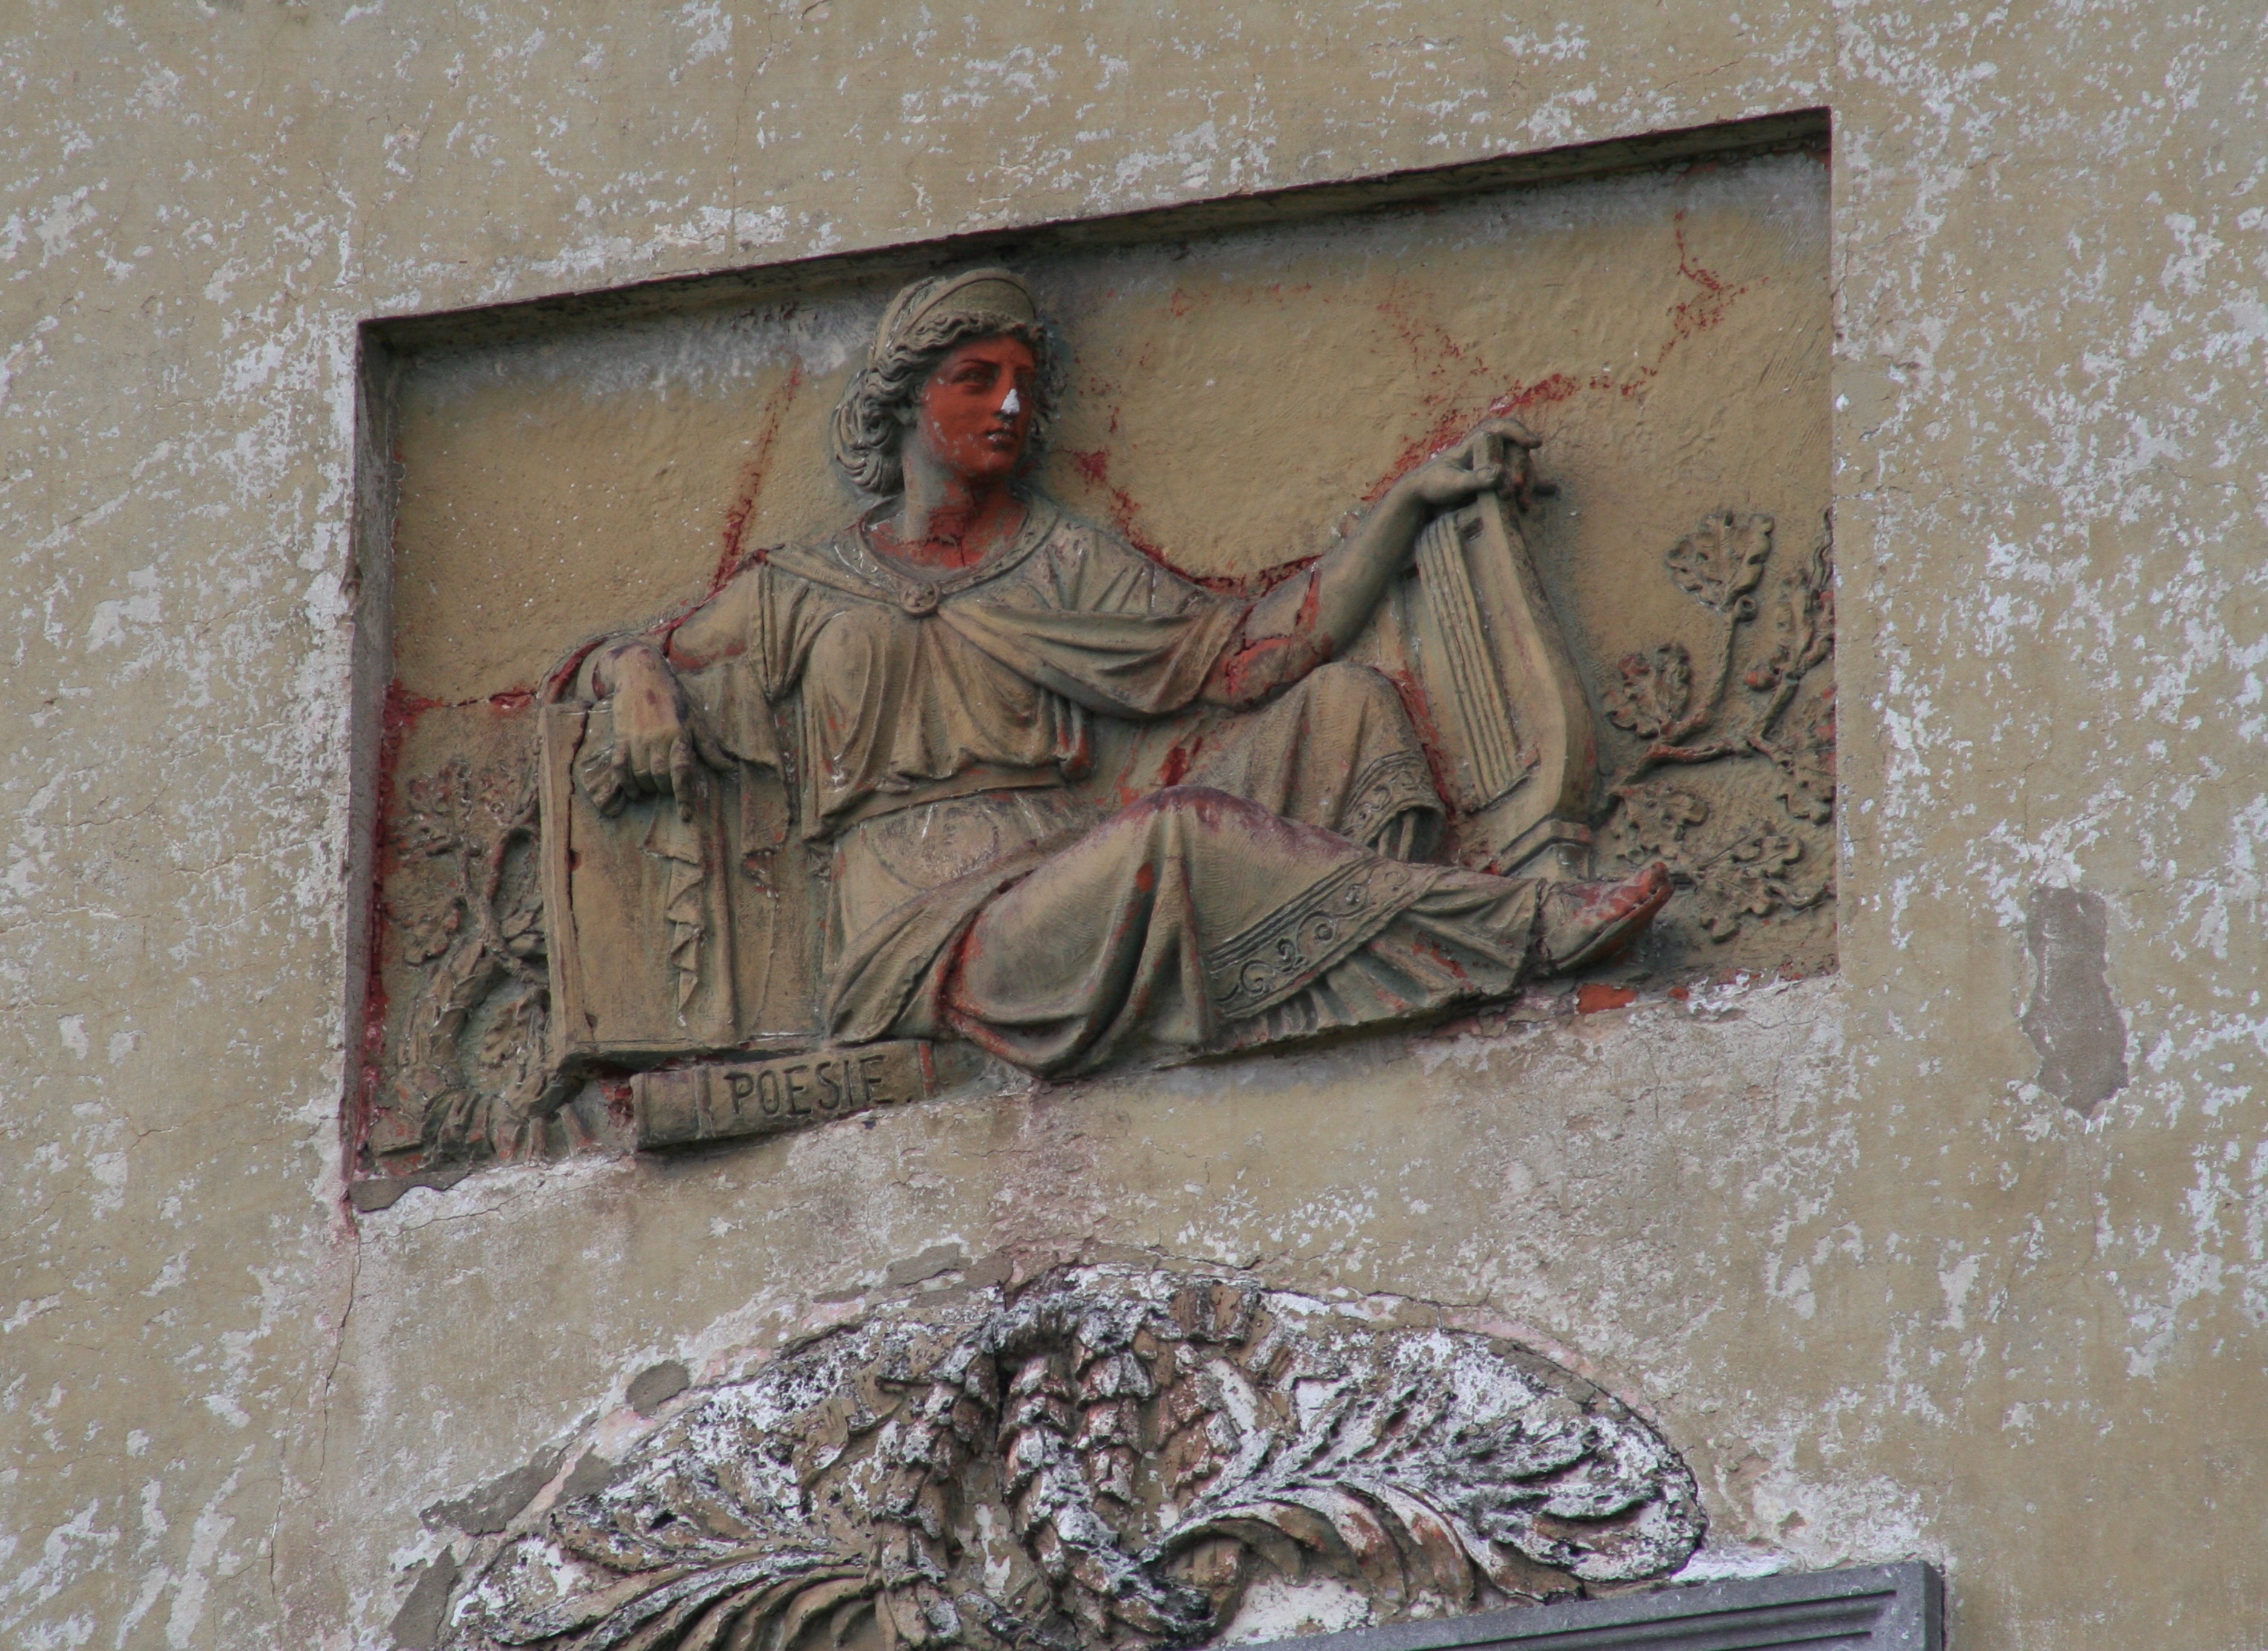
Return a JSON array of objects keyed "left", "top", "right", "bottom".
[{"left": 574, "top": 267, "right": 1670, "bottom": 1079}]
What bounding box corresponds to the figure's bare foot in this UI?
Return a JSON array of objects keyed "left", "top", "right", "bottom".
[{"left": 1535, "top": 863, "right": 1672, "bottom": 975}]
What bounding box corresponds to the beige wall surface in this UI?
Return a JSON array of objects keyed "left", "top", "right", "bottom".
[{"left": 2, "top": 4, "right": 2264, "bottom": 1650}]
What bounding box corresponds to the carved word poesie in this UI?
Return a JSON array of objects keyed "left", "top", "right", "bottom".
[{"left": 631, "top": 1043, "right": 938, "bottom": 1147}]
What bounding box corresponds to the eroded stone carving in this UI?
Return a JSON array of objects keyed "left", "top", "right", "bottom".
[
  {"left": 435, "top": 1269, "right": 1703, "bottom": 1650},
  {"left": 363, "top": 262, "right": 1839, "bottom": 1170},
  {"left": 374, "top": 750, "right": 554, "bottom": 1159},
  {"left": 538, "top": 270, "right": 1665, "bottom": 1102},
  {"left": 1602, "top": 512, "right": 1837, "bottom": 943}
]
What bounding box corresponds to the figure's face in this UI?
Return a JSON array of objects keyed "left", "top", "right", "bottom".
[{"left": 913, "top": 334, "right": 1038, "bottom": 483}]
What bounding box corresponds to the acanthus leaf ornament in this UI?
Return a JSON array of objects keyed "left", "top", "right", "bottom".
[{"left": 436, "top": 1270, "right": 1704, "bottom": 1651}]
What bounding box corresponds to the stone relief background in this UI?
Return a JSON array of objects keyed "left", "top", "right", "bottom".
[
  {"left": 4, "top": 5, "right": 2265, "bottom": 1650},
  {"left": 367, "top": 152, "right": 1832, "bottom": 1170}
]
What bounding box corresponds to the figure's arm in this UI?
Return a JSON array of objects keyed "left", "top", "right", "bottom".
[
  {"left": 1203, "top": 419, "right": 1541, "bottom": 706},
  {"left": 579, "top": 576, "right": 759, "bottom": 813}
]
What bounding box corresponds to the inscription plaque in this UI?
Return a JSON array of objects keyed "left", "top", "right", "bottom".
[{"left": 630, "top": 1041, "right": 938, "bottom": 1147}]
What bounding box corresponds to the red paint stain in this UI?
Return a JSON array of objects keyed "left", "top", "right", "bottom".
[
  {"left": 1576, "top": 983, "right": 1639, "bottom": 1015},
  {"left": 1062, "top": 444, "right": 1179, "bottom": 564},
  {"left": 1208, "top": 631, "right": 1330, "bottom": 706},
  {"left": 602, "top": 1078, "right": 636, "bottom": 1128},
  {"left": 354, "top": 680, "right": 442, "bottom": 1174},
  {"left": 369, "top": 681, "right": 441, "bottom": 895},
  {"left": 984, "top": 222, "right": 1771, "bottom": 625},
  {"left": 1079, "top": 370, "right": 1129, "bottom": 437},
  {"left": 1409, "top": 935, "right": 1470, "bottom": 983},
  {"left": 1673, "top": 212, "right": 1728, "bottom": 294},
  {"left": 1192, "top": 561, "right": 1307, "bottom": 600},
  {"left": 351, "top": 954, "right": 389, "bottom": 1174},
  {"left": 1352, "top": 216, "right": 1767, "bottom": 501},
  {"left": 1362, "top": 376, "right": 1586, "bottom": 505},
  {"left": 1382, "top": 662, "right": 1463, "bottom": 806},
  {"left": 715, "top": 362, "right": 806, "bottom": 590},
  {"left": 1069, "top": 446, "right": 1326, "bottom": 599},
  {"left": 1665, "top": 211, "right": 1759, "bottom": 345},
  {"left": 1199, "top": 566, "right": 1333, "bottom": 703},
  {"left": 1244, "top": 554, "right": 1319, "bottom": 597},
  {"left": 539, "top": 635, "right": 612, "bottom": 704}
]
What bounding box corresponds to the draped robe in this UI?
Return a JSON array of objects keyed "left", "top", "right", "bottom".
[{"left": 660, "top": 498, "right": 1544, "bottom": 1076}]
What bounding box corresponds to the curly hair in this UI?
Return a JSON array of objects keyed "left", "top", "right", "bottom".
[{"left": 828, "top": 309, "right": 1060, "bottom": 498}]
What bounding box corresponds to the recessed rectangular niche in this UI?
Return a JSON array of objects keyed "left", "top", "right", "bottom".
[{"left": 351, "top": 115, "right": 1833, "bottom": 1176}]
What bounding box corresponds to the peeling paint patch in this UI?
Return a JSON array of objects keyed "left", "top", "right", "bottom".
[{"left": 2020, "top": 885, "right": 2129, "bottom": 1113}]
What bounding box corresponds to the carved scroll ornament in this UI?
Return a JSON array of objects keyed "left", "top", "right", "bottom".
[{"left": 440, "top": 1269, "right": 1703, "bottom": 1651}]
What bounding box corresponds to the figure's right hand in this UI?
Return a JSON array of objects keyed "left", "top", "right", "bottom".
[{"left": 597, "top": 642, "right": 721, "bottom": 818}]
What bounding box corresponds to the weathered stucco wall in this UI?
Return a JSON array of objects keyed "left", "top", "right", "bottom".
[{"left": 2, "top": 5, "right": 2264, "bottom": 1649}]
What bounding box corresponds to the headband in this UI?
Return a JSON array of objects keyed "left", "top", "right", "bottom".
[{"left": 868, "top": 268, "right": 1037, "bottom": 366}]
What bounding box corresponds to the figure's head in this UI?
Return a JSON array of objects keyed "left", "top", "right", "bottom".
[{"left": 830, "top": 268, "right": 1058, "bottom": 496}]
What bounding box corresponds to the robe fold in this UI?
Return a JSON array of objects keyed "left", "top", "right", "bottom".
[{"left": 650, "top": 498, "right": 1541, "bottom": 1075}]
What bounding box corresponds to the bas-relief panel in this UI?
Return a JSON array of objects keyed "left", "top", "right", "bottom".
[{"left": 361, "top": 150, "right": 1832, "bottom": 1184}]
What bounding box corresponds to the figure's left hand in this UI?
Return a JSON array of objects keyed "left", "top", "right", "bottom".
[{"left": 1391, "top": 417, "right": 1542, "bottom": 512}]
